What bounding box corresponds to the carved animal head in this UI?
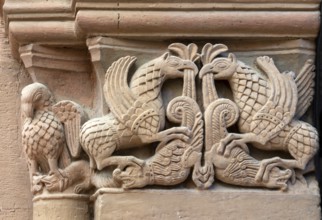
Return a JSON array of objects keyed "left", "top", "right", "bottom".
[
  {"left": 199, "top": 53, "right": 238, "bottom": 80},
  {"left": 159, "top": 53, "right": 198, "bottom": 79},
  {"left": 113, "top": 166, "right": 149, "bottom": 189},
  {"left": 21, "top": 83, "right": 55, "bottom": 118},
  {"left": 40, "top": 170, "right": 69, "bottom": 192},
  {"left": 262, "top": 167, "right": 292, "bottom": 191}
]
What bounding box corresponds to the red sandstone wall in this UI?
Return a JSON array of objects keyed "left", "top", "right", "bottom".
[{"left": 0, "top": 3, "right": 33, "bottom": 218}]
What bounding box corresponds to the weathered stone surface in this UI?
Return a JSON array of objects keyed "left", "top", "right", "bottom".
[
  {"left": 1, "top": 0, "right": 321, "bottom": 219},
  {"left": 0, "top": 8, "right": 32, "bottom": 219},
  {"left": 33, "top": 194, "right": 90, "bottom": 220},
  {"left": 94, "top": 179, "right": 320, "bottom": 220}
]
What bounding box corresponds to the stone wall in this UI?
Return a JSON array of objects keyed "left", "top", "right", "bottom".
[{"left": 0, "top": 2, "right": 32, "bottom": 218}]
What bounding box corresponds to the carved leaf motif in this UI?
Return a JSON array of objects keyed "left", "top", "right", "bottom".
[
  {"left": 168, "top": 43, "right": 200, "bottom": 62},
  {"left": 201, "top": 43, "right": 228, "bottom": 65},
  {"left": 168, "top": 43, "right": 199, "bottom": 100}
]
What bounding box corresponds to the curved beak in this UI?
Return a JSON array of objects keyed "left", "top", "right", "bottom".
[
  {"left": 199, "top": 63, "right": 214, "bottom": 79},
  {"left": 216, "top": 53, "right": 237, "bottom": 79},
  {"left": 180, "top": 60, "right": 198, "bottom": 76},
  {"left": 199, "top": 53, "right": 237, "bottom": 80}
]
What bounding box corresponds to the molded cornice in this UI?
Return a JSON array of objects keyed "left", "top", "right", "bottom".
[{"left": 3, "top": 0, "right": 320, "bottom": 57}]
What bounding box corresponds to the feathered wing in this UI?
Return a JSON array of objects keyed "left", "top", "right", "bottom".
[
  {"left": 251, "top": 56, "right": 298, "bottom": 141},
  {"left": 103, "top": 56, "right": 138, "bottom": 124},
  {"left": 294, "top": 59, "right": 315, "bottom": 118},
  {"left": 52, "top": 100, "right": 87, "bottom": 158}
]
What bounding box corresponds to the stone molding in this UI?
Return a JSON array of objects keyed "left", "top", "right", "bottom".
[
  {"left": 3, "top": 0, "right": 321, "bottom": 58},
  {"left": 93, "top": 181, "right": 320, "bottom": 220}
]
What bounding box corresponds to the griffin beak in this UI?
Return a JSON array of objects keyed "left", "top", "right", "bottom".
[
  {"left": 180, "top": 61, "right": 198, "bottom": 75},
  {"left": 199, "top": 63, "right": 213, "bottom": 79}
]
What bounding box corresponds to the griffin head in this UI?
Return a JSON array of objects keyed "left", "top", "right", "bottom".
[
  {"left": 159, "top": 53, "right": 198, "bottom": 79},
  {"left": 199, "top": 53, "right": 237, "bottom": 80},
  {"left": 21, "top": 83, "right": 55, "bottom": 119}
]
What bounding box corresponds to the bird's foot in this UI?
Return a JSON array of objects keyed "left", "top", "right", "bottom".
[
  {"left": 161, "top": 127, "right": 192, "bottom": 142},
  {"left": 31, "top": 184, "right": 43, "bottom": 194},
  {"left": 217, "top": 133, "right": 249, "bottom": 157},
  {"left": 256, "top": 157, "right": 295, "bottom": 184},
  {"left": 74, "top": 181, "right": 91, "bottom": 194},
  {"left": 287, "top": 170, "right": 308, "bottom": 187},
  {"left": 31, "top": 174, "right": 46, "bottom": 194},
  {"left": 31, "top": 171, "right": 43, "bottom": 178},
  {"left": 114, "top": 156, "right": 145, "bottom": 171},
  {"left": 168, "top": 126, "right": 192, "bottom": 137}
]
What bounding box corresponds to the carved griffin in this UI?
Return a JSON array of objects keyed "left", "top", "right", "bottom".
[
  {"left": 200, "top": 46, "right": 318, "bottom": 184},
  {"left": 20, "top": 42, "right": 319, "bottom": 193},
  {"left": 80, "top": 51, "right": 198, "bottom": 173}
]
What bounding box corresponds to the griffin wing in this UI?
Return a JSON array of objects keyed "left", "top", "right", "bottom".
[
  {"left": 294, "top": 59, "right": 315, "bottom": 119},
  {"left": 251, "top": 56, "right": 298, "bottom": 141},
  {"left": 52, "top": 100, "right": 87, "bottom": 158},
  {"left": 103, "top": 56, "right": 138, "bottom": 124}
]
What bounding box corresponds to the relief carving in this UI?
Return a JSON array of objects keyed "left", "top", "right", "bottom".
[
  {"left": 21, "top": 43, "right": 318, "bottom": 195},
  {"left": 21, "top": 83, "right": 92, "bottom": 194},
  {"left": 198, "top": 43, "right": 318, "bottom": 190}
]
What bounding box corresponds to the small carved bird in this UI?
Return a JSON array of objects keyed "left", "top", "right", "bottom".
[{"left": 21, "top": 83, "right": 85, "bottom": 193}]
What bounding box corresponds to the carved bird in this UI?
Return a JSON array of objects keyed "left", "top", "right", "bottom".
[
  {"left": 21, "top": 83, "right": 86, "bottom": 193},
  {"left": 80, "top": 53, "right": 198, "bottom": 172},
  {"left": 199, "top": 49, "right": 318, "bottom": 183}
]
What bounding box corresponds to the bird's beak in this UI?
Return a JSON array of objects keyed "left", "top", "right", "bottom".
[
  {"left": 22, "top": 102, "right": 34, "bottom": 118},
  {"left": 180, "top": 61, "right": 198, "bottom": 76},
  {"left": 199, "top": 63, "right": 213, "bottom": 78}
]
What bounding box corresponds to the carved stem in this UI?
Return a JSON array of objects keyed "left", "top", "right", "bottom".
[
  {"left": 202, "top": 74, "right": 218, "bottom": 110},
  {"left": 183, "top": 69, "right": 196, "bottom": 100}
]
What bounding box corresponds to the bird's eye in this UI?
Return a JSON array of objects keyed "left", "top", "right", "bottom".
[
  {"left": 168, "top": 59, "right": 180, "bottom": 67},
  {"left": 214, "top": 60, "right": 229, "bottom": 70}
]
